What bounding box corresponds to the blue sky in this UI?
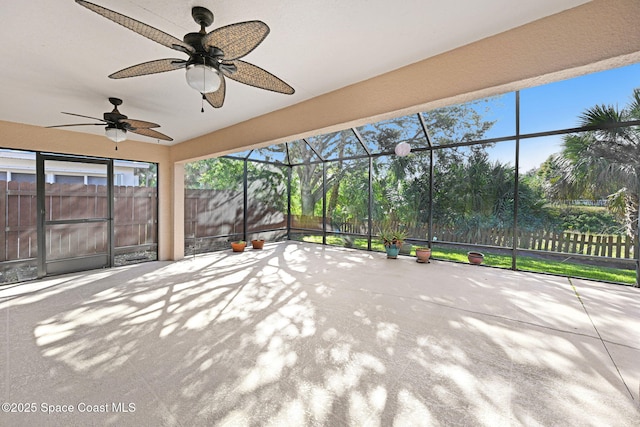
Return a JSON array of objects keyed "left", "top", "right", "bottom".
[{"left": 481, "top": 61, "right": 640, "bottom": 172}]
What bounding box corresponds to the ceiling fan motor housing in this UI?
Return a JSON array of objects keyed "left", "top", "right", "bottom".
[
  {"left": 103, "top": 111, "right": 127, "bottom": 126},
  {"left": 183, "top": 32, "right": 224, "bottom": 68}
]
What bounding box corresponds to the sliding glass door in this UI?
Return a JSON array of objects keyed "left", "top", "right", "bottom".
[{"left": 37, "top": 154, "right": 113, "bottom": 276}]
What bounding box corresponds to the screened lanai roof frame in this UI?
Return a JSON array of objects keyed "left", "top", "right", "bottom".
[
  {"left": 221, "top": 90, "right": 640, "bottom": 286},
  {"left": 225, "top": 121, "right": 423, "bottom": 166},
  {"left": 224, "top": 91, "right": 640, "bottom": 166}
]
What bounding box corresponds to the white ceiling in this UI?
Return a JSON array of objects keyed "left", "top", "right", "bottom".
[{"left": 0, "top": 0, "right": 590, "bottom": 146}]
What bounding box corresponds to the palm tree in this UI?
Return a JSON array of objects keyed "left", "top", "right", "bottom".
[{"left": 549, "top": 88, "right": 640, "bottom": 236}]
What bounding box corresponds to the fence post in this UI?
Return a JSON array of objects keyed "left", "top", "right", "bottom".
[{"left": 614, "top": 235, "right": 622, "bottom": 259}]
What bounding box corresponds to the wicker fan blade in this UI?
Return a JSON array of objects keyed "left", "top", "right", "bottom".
[
  {"left": 121, "top": 119, "right": 161, "bottom": 129},
  {"left": 129, "top": 127, "right": 173, "bottom": 141},
  {"left": 203, "top": 21, "right": 269, "bottom": 61},
  {"left": 61, "top": 112, "right": 106, "bottom": 122},
  {"left": 204, "top": 75, "right": 226, "bottom": 108},
  {"left": 75, "top": 0, "right": 195, "bottom": 53},
  {"left": 224, "top": 60, "right": 294, "bottom": 94},
  {"left": 109, "top": 59, "right": 188, "bottom": 79},
  {"left": 46, "top": 123, "right": 104, "bottom": 128}
]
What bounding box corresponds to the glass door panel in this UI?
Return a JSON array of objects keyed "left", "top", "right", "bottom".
[
  {"left": 42, "top": 157, "right": 111, "bottom": 275},
  {"left": 46, "top": 223, "right": 108, "bottom": 260}
]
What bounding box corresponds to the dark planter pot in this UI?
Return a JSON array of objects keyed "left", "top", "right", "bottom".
[
  {"left": 385, "top": 243, "right": 401, "bottom": 259},
  {"left": 399, "top": 242, "right": 413, "bottom": 255},
  {"left": 467, "top": 251, "right": 484, "bottom": 265},
  {"left": 251, "top": 239, "right": 265, "bottom": 249}
]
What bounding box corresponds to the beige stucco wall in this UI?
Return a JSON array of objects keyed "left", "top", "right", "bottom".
[{"left": 1, "top": 0, "right": 639, "bottom": 262}]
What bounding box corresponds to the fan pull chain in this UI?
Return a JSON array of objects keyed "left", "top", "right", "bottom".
[{"left": 201, "top": 58, "right": 206, "bottom": 113}]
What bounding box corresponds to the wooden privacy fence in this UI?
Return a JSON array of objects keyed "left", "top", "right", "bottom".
[
  {"left": 333, "top": 219, "right": 635, "bottom": 259},
  {"left": 0, "top": 181, "right": 37, "bottom": 261},
  {"left": 3, "top": 180, "right": 631, "bottom": 262},
  {"left": 184, "top": 189, "right": 243, "bottom": 239},
  {"left": 184, "top": 189, "right": 286, "bottom": 239},
  {"left": 113, "top": 185, "right": 157, "bottom": 249},
  {"left": 431, "top": 226, "right": 634, "bottom": 259},
  {"left": 0, "top": 181, "right": 157, "bottom": 262}
]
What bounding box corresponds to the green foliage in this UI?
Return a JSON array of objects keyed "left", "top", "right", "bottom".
[
  {"left": 430, "top": 144, "right": 522, "bottom": 232},
  {"left": 134, "top": 163, "right": 157, "bottom": 187},
  {"left": 545, "top": 205, "right": 621, "bottom": 234},
  {"left": 327, "top": 159, "right": 369, "bottom": 226},
  {"left": 423, "top": 100, "right": 497, "bottom": 144},
  {"left": 185, "top": 157, "right": 288, "bottom": 212},
  {"left": 539, "top": 87, "right": 640, "bottom": 236},
  {"left": 247, "top": 162, "right": 288, "bottom": 212},
  {"left": 379, "top": 226, "right": 407, "bottom": 246},
  {"left": 185, "top": 158, "right": 243, "bottom": 190},
  {"left": 324, "top": 98, "right": 501, "bottom": 223},
  {"left": 289, "top": 172, "right": 301, "bottom": 215}
]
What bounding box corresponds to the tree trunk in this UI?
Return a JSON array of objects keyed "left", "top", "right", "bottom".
[
  {"left": 301, "top": 187, "right": 315, "bottom": 217},
  {"left": 624, "top": 192, "right": 638, "bottom": 237},
  {"left": 327, "top": 158, "right": 344, "bottom": 221}
]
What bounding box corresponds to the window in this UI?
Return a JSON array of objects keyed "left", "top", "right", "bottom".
[
  {"left": 55, "top": 174, "right": 84, "bottom": 184},
  {"left": 12, "top": 173, "right": 35, "bottom": 183},
  {"left": 88, "top": 176, "right": 107, "bottom": 186}
]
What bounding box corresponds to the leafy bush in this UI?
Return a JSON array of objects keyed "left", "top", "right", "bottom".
[{"left": 546, "top": 205, "right": 621, "bottom": 234}]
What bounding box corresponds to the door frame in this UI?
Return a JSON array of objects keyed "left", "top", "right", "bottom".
[{"left": 36, "top": 153, "right": 114, "bottom": 278}]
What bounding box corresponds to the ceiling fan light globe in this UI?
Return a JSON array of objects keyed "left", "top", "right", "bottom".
[
  {"left": 105, "top": 127, "right": 127, "bottom": 143},
  {"left": 185, "top": 64, "right": 221, "bottom": 93},
  {"left": 394, "top": 142, "right": 411, "bottom": 157}
]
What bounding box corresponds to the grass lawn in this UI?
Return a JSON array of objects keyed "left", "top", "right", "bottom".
[
  {"left": 430, "top": 247, "right": 635, "bottom": 285},
  {"left": 299, "top": 235, "right": 636, "bottom": 285}
]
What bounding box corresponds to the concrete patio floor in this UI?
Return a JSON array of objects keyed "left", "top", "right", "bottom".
[{"left": 1, "top": 241, "right": 639, "bottom": 426}]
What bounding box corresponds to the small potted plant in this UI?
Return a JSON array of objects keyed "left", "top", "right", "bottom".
[
  {"left": 231, "top": 241, "right": 247, "bottom": 252},
  {"left": 400, "top": 240, "right": 413, "bottom": 255},
  {"left": 467, "top": 251, "right": 484, "bottom": 265},
  {"left": 380, "top": 228, "right": 407, "bottom": 259},
  {"left": 415, "top": 247, "right": 431, "bottom": 263},
  {"left": 251, "top": 239, "right": 265, "bottom": 249}
]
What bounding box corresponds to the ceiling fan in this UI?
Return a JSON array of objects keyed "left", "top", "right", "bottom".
[
  {"left": 47, "top": 97, "right": 173, "bottom": 150},
  {"left": 75, "top": 0, "right": 295, "bottom": 110}
]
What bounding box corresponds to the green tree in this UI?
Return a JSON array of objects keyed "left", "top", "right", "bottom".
[
  {"left": 366, "top": 99, "right": 499, "bottom": 227},
  {"left": 431, "top": 145, "right": 516, "bottom": 233},
  {"left": 134, "top": 162, "right": 157, "bottom": 187},
  {"left": 289, "top": 131, "right": 356, "bottom": 217},
  {"left": 326, "top": 159, "right": 369, "bottom": 229},
  {"left": 184, "top": 98, "right": 501, "bottom": 234},
  {"left": 293, "top": 99, "right": 499, "bottom": 220},
  {"left": 545, "top": 88, "right": 640, "bottom": 236},
  {"left": 184, "top": 158, "right": 243, "bottom": 190},
  {"left": 185, "top": 157, "right": 287, "bottom": 213}
]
